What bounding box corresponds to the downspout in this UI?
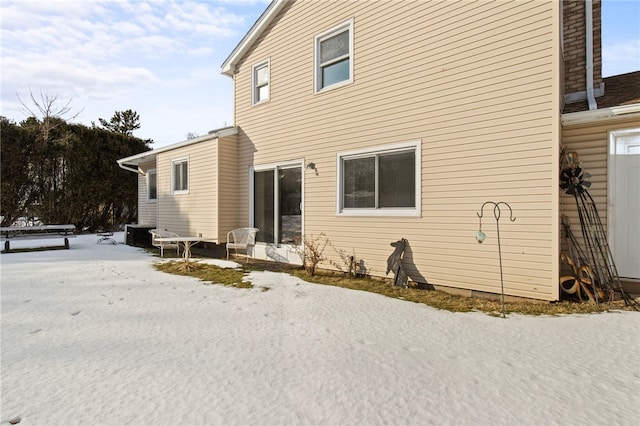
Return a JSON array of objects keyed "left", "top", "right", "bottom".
[
  {"left": 586, "top": 0, "right": 598, "bottom": 110},
  {"left": 117, "top": 161, "right": 146, "bottom": 176}
]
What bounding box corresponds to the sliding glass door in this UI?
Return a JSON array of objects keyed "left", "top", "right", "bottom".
[
  {"left": 253, "top": 164, "right": 302, "bottom": 245},
  {"left": 254, "top": 169, "right": 275, "bottom": 243}
]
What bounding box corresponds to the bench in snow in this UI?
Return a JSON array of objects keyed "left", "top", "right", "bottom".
[{"left": 0, "top": 224, "right": 76, "bottom": 252}]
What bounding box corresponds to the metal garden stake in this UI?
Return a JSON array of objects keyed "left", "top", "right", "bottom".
[{"left": 476, "top": 201, "right": 516, "bottom": 318}]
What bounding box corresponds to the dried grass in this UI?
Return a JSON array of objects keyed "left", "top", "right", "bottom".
[
  {"left": 154, "top": 261, "right": 252, "bottom": 289},
  {"left": 156, "top": 258, "right": 637, "bottom": 316}
]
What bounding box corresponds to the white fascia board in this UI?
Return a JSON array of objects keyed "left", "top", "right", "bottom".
[
  {"left": 216, "top": 126, "right": 239, "bottom": 138},
  {"left": 117, "top": 126, "right": 238, "bottom": 168},
  {"left": 220, "top": 0, "right": 288, "bottom": 77},
  {"left": 561, "top": 103, "right": 640, "bottom": 126}
]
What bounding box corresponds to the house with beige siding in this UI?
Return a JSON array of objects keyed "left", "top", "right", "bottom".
[
  {"left": 119, "top": 0, "right": 639, "bottom": 301},
  {"left": 561, "top": 70, "right": 640, "bottom": 296},
  {"left": 117, "top": 127, "right": 238, "bottom": 242}
]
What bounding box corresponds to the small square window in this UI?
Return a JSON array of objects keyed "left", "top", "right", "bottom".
[
  {"left": 172, "top": 158, "right": 188, "bottom": 194},
  {"left": 315, "top": 19, "right": 353, "bottom": 92},
  {"left": 252, "top": 60, "right": 270, "bottom": 104}
]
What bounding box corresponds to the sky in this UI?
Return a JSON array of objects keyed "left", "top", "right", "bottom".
[
  {"left": 1, "top": 0, "right": 639, "bottom": 148},
  {"left": 1, "top": 233, "right": 639, "bottom": 425}
]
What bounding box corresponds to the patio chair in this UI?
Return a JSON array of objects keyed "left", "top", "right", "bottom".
[
  {"left": 226, "top": 227, "right": 259, "bottom": 262},
  {"left": 97, "top": 229, "right": 117, "bottom": 245},
  {"left": 149, "top": 229, "right": 180, "bottom": 257}
]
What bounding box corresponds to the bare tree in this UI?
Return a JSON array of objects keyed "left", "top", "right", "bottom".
[
  {"left": 17, "top": 89, "right": 82, "bottom": 144},
  {"left": 15, "top": 90, "right": 83, "bottom": 223}
]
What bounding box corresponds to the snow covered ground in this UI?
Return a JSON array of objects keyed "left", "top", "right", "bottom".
[{"left": 1, "top": 234, "right": 639, "bottom": 426}]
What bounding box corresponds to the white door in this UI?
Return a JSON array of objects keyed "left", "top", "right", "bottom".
[{"left": 609, "top": 128, "right": 640, "bottom": 279}]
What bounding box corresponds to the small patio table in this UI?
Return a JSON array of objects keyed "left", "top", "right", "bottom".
[{"left": 155, "top": 236, "right": 217, "bottom": 270}]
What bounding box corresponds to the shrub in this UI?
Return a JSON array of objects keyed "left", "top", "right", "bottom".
[
  {"left": 294, "top": 233, "right": 330, "bottom": 276},
  {"left": 330, "top": 245, "right": 367, "bottom": 277}
]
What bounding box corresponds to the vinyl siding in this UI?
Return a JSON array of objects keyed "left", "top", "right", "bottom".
[
  {"left": 137, "top": 161, "right": 157, "bottom": 226},
  {"left": 218, "top": 134, "right": 242, "bottom": 242},
  {"left": 233, "top": 0, "right": 561, "bottom": 300},
  {"left": 561, "top": 114, "right": 640, "bottom": 289},
  {"left": 156, "top": 137, "right": 219, "bottom": 240}
]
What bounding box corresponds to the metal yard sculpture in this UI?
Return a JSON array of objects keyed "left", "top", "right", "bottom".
[
  {"left": 387, "top": 238, "right": 409, "bottom": 288},
  {"left": 560, "top": 150, "right": 638, "bottom": 309}
]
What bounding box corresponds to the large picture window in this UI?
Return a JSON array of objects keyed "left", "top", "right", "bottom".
[
  {"left": 171, "top": 158, "right": 189, "bottom": 194},
  {"left": 337, "top": 141, "right": 421, "bottom": 216},
  {"left": 252, "top": 59, "right": 269, "bottom": 104},
  {"left": 315, "top": 19, "right": 353, "bottom": 92}
]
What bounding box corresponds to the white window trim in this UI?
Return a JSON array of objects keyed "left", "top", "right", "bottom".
[
  {"left": 171, "top": 157, "right": 189, "bottom": 195},
  {"left": 249, "top": 159, "right": 305, "bottom": 245},
  {"left": 147, "top": 168, "right": 157, "bottom": 203},
  {"left": 336, "top": 140, "right": 421, "bottom": 217},
  {"left": 252, "top": 58, "right": 270, "bottom": 105},
  {"left": 314, "top": 18, "right": 354, "bottom": 94}
]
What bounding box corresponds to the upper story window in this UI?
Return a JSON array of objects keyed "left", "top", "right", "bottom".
[
  {"left": 252, "top": 59, "right": 270, "bottom": 104},
  {"left": 147, "top": 168, "right": 157, "bottom": 201},
  {"left": 315, "top": 19, "right": 353, "bottom": 93},
  {"left": 171, "top": 157, "right": 189, "bottom": 194},
  {"left": 337, "top": 141, "right": 421, "bottom": 216}
]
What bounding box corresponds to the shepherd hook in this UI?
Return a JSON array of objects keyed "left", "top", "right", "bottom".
[{"left": 477, "top": 201, "right": 516, "bottom": 318}]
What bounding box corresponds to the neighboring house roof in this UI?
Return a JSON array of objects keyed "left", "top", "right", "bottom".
[
  {"left": 117, "top": 126, "right": 237, "bottom": 171},
  {"left": 563, "top": 71, "right": 640, "bottom": 113},
  {"left": 221, "top": 0, "right": 287, "bottom": 76}
]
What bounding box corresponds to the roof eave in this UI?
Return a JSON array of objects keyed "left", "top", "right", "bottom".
[
  {"left": 561, "top": 103, "right": 640, "bottom": 126},
  {"left": 117, "top": 126, "right": 238, "bottom": 170},
  {"left": 221, "top": 0, "right": 288, "bottom": 77}
]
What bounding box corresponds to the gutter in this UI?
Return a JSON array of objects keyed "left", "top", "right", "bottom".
[
  {"left": 561, "top": 103, "right": 640, "bottom": 126},
  {"left": 586, "top": 0, "right": 598, "bottom": 110}
]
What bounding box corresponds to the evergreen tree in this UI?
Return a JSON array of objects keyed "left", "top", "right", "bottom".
[
  {"left": 0, "top": 117, "right": 36, "bottom": 226},
  {"left": 98, "top": 109, "right": 142, "bottom": 136},
  {"left": 1, "top": 107, "right": 151, "bottom": 230}
]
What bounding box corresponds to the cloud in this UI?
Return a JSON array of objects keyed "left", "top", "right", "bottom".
[
  {"left": 0, "top": 1, "right": 246, "bottom": 97},
  {"left": 2, "top": 53, "right": 157, "bottom": 100},
  {"left": 163, "top": 2, "right": 245, "bottom": 36},
  {"left": 602, "top": 39, "right": 640, "bottom": 76},
  {"left": 188, "top": 47, "right": 216, "bottom": 57},
  {"left": 216, "top": 0, "right": 270, "bottom": 4}
]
